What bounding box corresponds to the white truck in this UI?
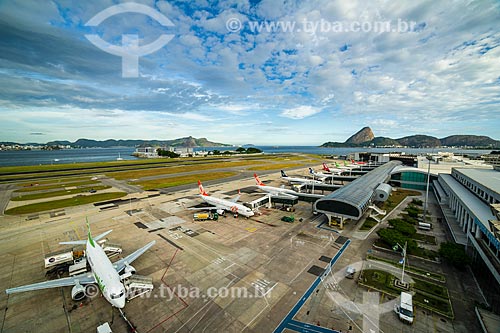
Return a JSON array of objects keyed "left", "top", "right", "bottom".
[{"left": 394, "top": 291, "right": 414, "bottom": 324}]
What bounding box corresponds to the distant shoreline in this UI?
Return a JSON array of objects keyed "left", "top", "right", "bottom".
[{"left": 0, "top": 146, "right": 494, "bottom": 168}]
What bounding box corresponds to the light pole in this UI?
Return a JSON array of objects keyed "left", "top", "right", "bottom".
[
  {"left": 422, "top": 153, "right": 432, "bottom": 223},
  {"left": 394, "top": 241, "right": 407, "bottom": 283}
]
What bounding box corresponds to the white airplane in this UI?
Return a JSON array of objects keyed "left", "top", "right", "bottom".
[
  {"left": 280, "top": 170, "right": 323, "bottom": 185},
  {"left": 6, "top": 220, "right": 155, "bottom": 309},
  {"left": 321, "top": 163, "right": 344, "bottom": 174},
  {"left": 253, "top": 173, "right": 298, "bottom": 198},
  {"left": 309, "top": 168, "right": 337, "bottom": 180},
  {"left": 335, "top": 161, "right": 358, "bottom": 170},
  {"left": 193, "top": 180, "right": 254, "bottom": 217}
]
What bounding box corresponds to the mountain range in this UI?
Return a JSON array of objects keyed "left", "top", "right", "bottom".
[
  {"left": 1, "top": 137, "right": 231, "bottom": 148},
  {"left": 320, "top": 127, "right": 500, "bottom": 148}
]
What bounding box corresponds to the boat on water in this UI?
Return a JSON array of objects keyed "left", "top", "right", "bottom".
[{"left": 116, "top": 153, "right": 123, "bottom": 161}]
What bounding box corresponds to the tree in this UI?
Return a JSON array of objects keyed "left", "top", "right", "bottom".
[
  {"left": 405, "top": 205, "right": 421, "bottom": 218},
  {"left": 388, "top": 219, "right": 416, "bottom": 236},
  {"left": 246, "top": 147, "right": 262, "bottom": 154},
  {"left": 156, "top": 149, "right": 180, "bottom": 158},
  {"left": 439, "top": 242, "right": 470, "bottom": 269},
  {"left": 212, "top": 150, "right": 220, "bottom": 155},
  {"left": 376, "top": 228, "right": 418, "bottom": 252},
  {"left": 236, "top": 147, "right": 246, "bottom": 153}
]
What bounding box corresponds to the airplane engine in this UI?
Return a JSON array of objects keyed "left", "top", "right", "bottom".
[
  {"left": 71, "top": 283, "right": 86, "bottom": 301},
  {"left": 125, "top": 264, "right": 136, "bottom": 275},
  {"left": 216, "top": 209, "right": 225, "bottom": 215}
]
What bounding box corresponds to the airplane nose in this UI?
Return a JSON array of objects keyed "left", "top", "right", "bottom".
[{"left": 114, "top": 296, "right": 126, "bottom": 308}]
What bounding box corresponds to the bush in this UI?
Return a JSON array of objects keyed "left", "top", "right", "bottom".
[
  {"left": 388, "top": 219, "right": 416, "bottom": 236},
  {"left": 405, "top": 205, "right": 421, "bottom": 218},
  {"left": 412, "top": 198, "right": 423, "bottom": 206},
  {"left": 376, "top": 228, "right": 418, "bottom": 252},
  {"left": 402, "top": 214, "right": 417, "bottom": 225},
  {"left": 439, "top": 242, "right": 470, "bottom": 269}
]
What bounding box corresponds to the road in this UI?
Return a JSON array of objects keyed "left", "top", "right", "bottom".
[{"left": 0, "top": 184, "right": 15, "bottom": 215}]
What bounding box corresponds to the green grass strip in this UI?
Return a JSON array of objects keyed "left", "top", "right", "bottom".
[
  {"left": 133, "top": 171, "right": 237, "bottom": 190},
  {"left": 15, "top": 180, "right": 99, "bottom": 192},
  {"left": 11, "top": 185, "right": 110, "bottom": 201},
  {"left": 5, "top": 192, "right": 127, "bottom": 215}
]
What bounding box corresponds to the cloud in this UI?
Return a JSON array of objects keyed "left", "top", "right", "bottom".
[
  {"left": 0, "top": 0, "right": 499, "bottom": 144},
  {"left": 281, "top": 106, "right": 322, "bottom": 119}
]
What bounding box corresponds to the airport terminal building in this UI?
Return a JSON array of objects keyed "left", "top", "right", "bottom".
[{"left": 434, "top": 168, "right": 500, "bottom": 313}]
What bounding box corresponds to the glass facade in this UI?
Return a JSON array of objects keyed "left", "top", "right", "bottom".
[{"left": 391, "top": 171, "right": 436, "bottom": 191}]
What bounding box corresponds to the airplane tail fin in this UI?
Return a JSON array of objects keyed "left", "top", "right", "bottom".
[
  {"left": 280, "top": 170, "right": 287, "bottom": 177},
  {"left": 198, "top": 180, "right": 208, "bottom": 196},
  {"left": 322, "top": 163, "right": 330, "bottom": 172},
  {"left": 309, "top": 167, "right": 315, "bottom": 175},
  {"left": 254, "top": 173, "right": 265, "bottom": 186}
]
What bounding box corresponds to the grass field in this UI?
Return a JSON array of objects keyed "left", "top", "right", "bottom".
[
  {"left": 0, "top": 154, "right": 298, "bottom": 182},
  {"left": 133, "top": 171, "right": 238, "bottom": 190},
  {"left": 413, "top": 233, "right": 438, "bottom": 245},
  {"left": 11, "top": 185, "right": 111, "bottom": 201},
  {"left": 366, "top": 254, "right": 446, "bottom": 282},
  {"left": 15, "top": 180, "right": 100, "bottom": 192},
  {"left": 5, "top": 192, "right": 127, "bottom": 215},
  {"left": 108, "top": 160, "right": 265, "bottom": 180},
  {"left": 249, "top": 163, "right": 307, "bottom": 171},
  {"left": 380, "top": 189, "right": 421, "bottom": 213},
  {"left": 360, "top": 268, "right": 453, "bottom": 318}
]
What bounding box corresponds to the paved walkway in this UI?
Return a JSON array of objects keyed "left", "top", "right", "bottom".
[{"left": 273, "top": 240, "right": 351, "bottom": 333}]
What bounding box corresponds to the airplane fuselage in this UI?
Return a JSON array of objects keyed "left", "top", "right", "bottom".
[
  {"left": 200, "top": 194, "right": 254, "bottom": 217},
  {"left": 282, "top": 176, "right": 322, "bottom": 185},
  {"left": 255, "top": 184, "right": 298, "bottom": 197},
  {"left": 86, "top": 238, "right": 126, "bottom": 308}
]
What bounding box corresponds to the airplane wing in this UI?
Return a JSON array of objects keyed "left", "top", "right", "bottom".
[
  {"left": 271, "top": 193, "right": 298, "bottom": 199},
  {"left": 229, "top": 195, "right": 240, "bottom": 203},
  {"left": 5, "top": 273, "right": 95, "bottom": 294},
  {"left": 113, "top": 241, "right": 156, "bottom": 273}
]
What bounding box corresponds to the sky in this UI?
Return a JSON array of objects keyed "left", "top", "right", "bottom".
[{"left": 0, "top": 0, "right": 499, "bottom": 145}]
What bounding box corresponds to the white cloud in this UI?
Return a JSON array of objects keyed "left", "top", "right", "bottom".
[
  {"left": 281, "top": 106, "right": 322, "bottom": 119},
  {"left": 1, "top": 0, "right": 500, "bottom": 143}
]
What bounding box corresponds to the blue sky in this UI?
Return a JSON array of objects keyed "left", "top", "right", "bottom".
[{"left": 1, "top": 0, "right": 499, "bottom": 145}]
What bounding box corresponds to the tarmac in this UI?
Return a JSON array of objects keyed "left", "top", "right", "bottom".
[{"left": 0, "top": 167, "right": 487, "bottom": 332}]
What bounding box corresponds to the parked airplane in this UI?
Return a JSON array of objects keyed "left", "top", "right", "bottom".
[
  {"left": 254, "top": 173, "right": 298, "bottom": 198},
  {"left": 335, "top": 161, "right": 358, "bottom": 170},
  {"left": 322, "top": 163, "right": 344, "bottom": 174},
  {"left": 351, "top": 159, "right": 367, "bottom": 165},
  {"left": 193, "top": 180, "right": 254, "bottom": 217},
  {"left": 308, "top": 168, "right": 330, "bottom": 180},
  {"left": 6, "top": 220, "right": 155, "bottom": 309},
  {"left": 280, "top": 170, "right": 323, "bottom": 185}
]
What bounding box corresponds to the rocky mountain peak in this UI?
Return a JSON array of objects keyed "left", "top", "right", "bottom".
[{"left": 344, "top": 126, "right": 375, "bottom": 144}]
